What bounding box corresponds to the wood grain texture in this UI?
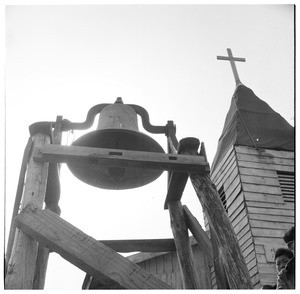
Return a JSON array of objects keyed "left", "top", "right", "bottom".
[
  {"left": 34, "top": 144, "right": 209, "bottom": 174},
  {"left": 5, "top": 133, "right": 50, "bottom": 289},
  {"left": 100, "top": 238, "right": 177, "bottom": 252},
  {"left": 14, "top": 203, "right": 172, "bottom": 289},
  {"left": 168, "top": 201, "right": 201, "bottom": 289},
  {"left": 190, "top": 174, "right": 252, "bottom": 289}
]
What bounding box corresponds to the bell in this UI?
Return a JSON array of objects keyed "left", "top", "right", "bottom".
[{"left": 67, "top": 98, "right": 165, "bottom": 190}]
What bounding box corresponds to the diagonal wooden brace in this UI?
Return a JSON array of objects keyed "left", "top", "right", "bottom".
[{"left": 14, "top": 203, "right": 172, "bottom": 289}]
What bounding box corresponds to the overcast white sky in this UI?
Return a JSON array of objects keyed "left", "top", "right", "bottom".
[{"left": 3, "top": 2, "right": 295, "bottom": 290}]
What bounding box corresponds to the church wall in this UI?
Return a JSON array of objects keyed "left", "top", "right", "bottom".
[
  {"left": 209, "top": 145, "right": 294, "bottom": 289},
  {"left": 127, "top": 243, "right": 212, "bottom": 289},
  {"left": 209, "top": 145, "right": 257, "bottom": 288},
  {"left": 236, "top": 146, "right": 294, "bottom": 287}
]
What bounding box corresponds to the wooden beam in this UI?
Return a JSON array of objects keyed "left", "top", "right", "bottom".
[
  {"left": 99, "top": 238, "right": 177, "bottom": 253},
  {"left": 33, "top": 144, "right": 209, "bottom": 174},
  {"left": 190, "top": 174, "right": 252, "bottom": 289},
  {"left": 182, "top": 205, "right": 213, "bottom": 261},
  {"left": 5, "top": 137, "right": 33, "bottom": 274},
  {"left": 14, "top": 204, "right": 172, "bottom": 289},
  {"left": 5, "top": 133, "right": 50, "bottom": 289},
  {"left": 168, "top": 201, "right": 201, "bottom": 289},
  {"left": 164, "top": 172, "right": 188, "bottom": 209},
  {"left": 33, "top": 116, "right": 64, "bottom": 289},
  {"left": 164, "top": 138, "right": 203, "bottom": 209}
]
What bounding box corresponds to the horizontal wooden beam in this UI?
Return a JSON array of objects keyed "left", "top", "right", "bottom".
[
  {"left": 126, "top": 236, "right": 198, "bottom": 264},
  {"left": 33, "top": 144, "right": 210, "bottom": 174},
  {"left": 100, "top": 238, "right": 177, "bottom": 253},
  {"left": 15, "top": 204, "right": 172, "bottom": 289}
]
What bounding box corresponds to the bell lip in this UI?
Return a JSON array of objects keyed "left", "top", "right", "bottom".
[{"left": 71, "top": 128, "right": 165, "bottom": 153}]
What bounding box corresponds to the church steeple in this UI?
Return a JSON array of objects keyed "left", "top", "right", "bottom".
[
  {"left": 208, "top": 50, "right": 295, "bottom": 289},
  {"left": 211, "top": 84, "right": 294, "bottom": 173}
]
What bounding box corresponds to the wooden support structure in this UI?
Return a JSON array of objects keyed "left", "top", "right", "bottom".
[
  {"left": 5, "top": 137, "right": 33, "bottom": 274},
  {"left": 14, "top": 203, "right": 172, "bottom": 289},
  {"left": 99, "top": 238, "right": 177, "bottom": 253},
  {"left": 168, "top": 201, "right": 201, "bottom": 289},
  {"left": 190, "top": 174, "right": 252, "bottom": 288},
  {"left": 182, "top": 205, "right": 213, "bottom": 261},
  {"left": 6, "top": 117, "right": 252, "bottom": 289},
  {"left": 5, "top": 132, "right": 50, "bottom": 289},
  {"left": 34, "top": 144, "right": 209, "bottom": 174},
  {"left": 33, "top": 116, "right": 63, "bottom": 289}
]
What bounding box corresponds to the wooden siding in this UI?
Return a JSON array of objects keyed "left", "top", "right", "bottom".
[
  {"left": 135, "top": 244, "right": 212, "bottom": 289},
  {"left": 210, "top": 145, "right": 295, "bottom": 288}
]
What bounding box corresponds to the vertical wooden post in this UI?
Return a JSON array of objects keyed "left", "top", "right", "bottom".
[
  {"left": 5, "top": 132, "right": 50, "bottom": 289},
  {"left": 190, "top": 174, "right": 252, "bottom": 288},
  {"left": 5, "top": 137, "right": 33, "bottom": 274},
  {"left": 210, "top": 229, "right": 230, "bottom": 289},
  {"left": 168, "top": 201, "right": 201, "bottom": 289},
  {"left": 33, "top": 116, "right": 63, "bottom": 289},
  {"left": 181, "top": 138, "right": 252, "bottom": 289}
]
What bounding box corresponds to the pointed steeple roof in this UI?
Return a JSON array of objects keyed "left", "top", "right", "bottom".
[{"left": 211, "top": 84, "right": 294, "bottom": 173}]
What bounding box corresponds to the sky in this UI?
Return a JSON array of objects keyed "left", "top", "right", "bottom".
[{"left": 3, "top": 2, "right": 295, "bottom": 290}]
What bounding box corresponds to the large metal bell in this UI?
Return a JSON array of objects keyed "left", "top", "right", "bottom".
[{"left": 67, "top": 99, "right": 165, "bottom": 190}]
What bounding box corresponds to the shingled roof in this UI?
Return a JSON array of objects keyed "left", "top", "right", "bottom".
[{"left": 211, "top": 84, "right": 294, "bottom": 173}]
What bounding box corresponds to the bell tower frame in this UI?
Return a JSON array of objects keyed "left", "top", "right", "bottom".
[{"left": 5, "top": 100, "right": 253, "bottom": 289}]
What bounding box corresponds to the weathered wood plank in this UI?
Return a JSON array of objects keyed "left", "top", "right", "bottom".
[
  {"left": 34, "top": 144, "right": 209, "bottom": 174},
  {"left": 240, "top": 174, "right": 280, "bottom": 186},
  {"left": 239, "top": 231, "right": 253, "bottom": 249},
  {"left": 14, "top": 204, "right": 172, "bottom": 289},
  {"left": 182, "top": 205, "right": 213, "bottom": 261},
  {"left": 5, "top": 133, "right": 50, "bottom": 290},
  {"left": 155, "top": 255, "right": 165, "bottom": 274},
  {"left": 34, "top": 116, "right": 64, "bottom": 289},
  {"left": 211, "top": 145, "right": 235, "bottom": 179},
  {"left": 236, "top": 153, "right": 294, "bottom": 166},
  {"left": 242, "top": 183, "right": 282, "bottom": 195},
  {"left": 249, "top": 213, "right": 295, "bottom": 223},
  {"left": 164, "top": 138, "right": 200, "bottom": 208},
  {"left": 223, "top": 172, "right": 240, "bottom": 199},
  {"left": 257, "top": 263, "right": 277, "bottom": 275},
  {"left": 5, "top": 137, "right": 33, "bottom": 273},
  {"left": 190, "top": 174, "right": 252, "bottom": 289},
  {"left": 231, "top": 208, "right": 247, "bottom": 229},
  {"left": 235, "top": 146, "right": 294, "bottom": 159},
  {"left": 237, "top": 160, "right": 294, "bottom": 172},
  {"left": 228, "top": 192, "right": 244, "bottom": 218},
  {"left": 125, "top": 237, "right": 198, "bottom": 264},
  {"left": 247, "top": 206, "right": 295, "bottom": 216},
  {"left": 164, "top": 172, "right": 188, "bottom": 209},
  {"left": 99, "top": 238, "right": 177, "bottom": 253},
  {"left": 238, "top": 166, "right": 278, "bottom": 178},
  {"left": 252, "top": 228, "right": 287, "bottom": 238},
  {"left": 246, "top": 199, "right": 294, "bottom": 210},
  {"left": 244, "top": 191, "right": 285, "bottom": 204},
  {"left": 234, "top": 218, "right": 249, "bottom": 239},
  {"left": 254, "top": 237, "right": 286, "bottom": 247},
  {"left": 249, "top": 219, "right": 293, "bottom": 230},
  {"left": 193, "top": 246, "right": 212, "bottom": 289},
  {"left": 168, "top": 201, "right": 201, "bottom": 289},
  {"left": 226, "top": 183, "right": 242, "bottom": 209},
  {"left": 212, "top": 151, "right": 237, "bottom": 187},
  {"left": 243, "top": 243, "right": 255, "bottom": 259}
]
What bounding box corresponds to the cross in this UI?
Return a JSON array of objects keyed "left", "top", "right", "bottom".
[{"left": 217, "top": 48, "right": 246, "bottom": 85}]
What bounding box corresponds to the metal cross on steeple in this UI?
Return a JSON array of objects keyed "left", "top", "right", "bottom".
[{"left": 217, "top": 48, "right": 246, "bottom": 85}]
